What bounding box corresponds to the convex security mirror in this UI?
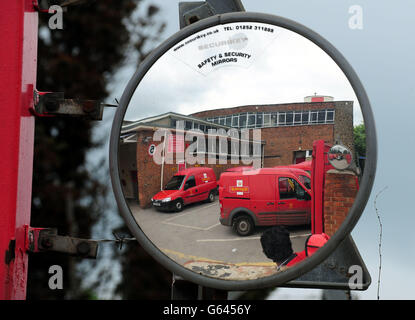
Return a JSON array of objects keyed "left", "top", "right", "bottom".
[
  {"left": 328, "top": 145, "right": 353, "bottom": 170},
  {"left": 110, "top": 12, "right": 377, "bottom": 290}
]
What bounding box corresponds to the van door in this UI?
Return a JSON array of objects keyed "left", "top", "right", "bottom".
[
  {"left": 196, "top": 172, "right": 210, "bottom": 202},
  {"left": 250, "top": 175, "right": 277, "bottom": 226},
  {"left": 182, "top": 175, "right": 198, "bottom": 204},
  {"left": 276, "top": 176, "right": 311, "bottom": 225}
]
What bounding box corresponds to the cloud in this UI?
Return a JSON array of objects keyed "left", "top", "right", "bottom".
[{"left": 124, "top": 22, "right": 362, "bottom": 125}]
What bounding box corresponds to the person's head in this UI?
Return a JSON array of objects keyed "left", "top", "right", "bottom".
[{"left": 260, "top": 226, "right": 293, "bottom": 264}]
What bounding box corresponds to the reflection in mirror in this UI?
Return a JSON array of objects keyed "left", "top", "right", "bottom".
[
  {"left": 328, "top": 145, "right": 353, "bottom": 170},
  {"left": 118, "top": 21, "right": 365, "bottom": 281}
]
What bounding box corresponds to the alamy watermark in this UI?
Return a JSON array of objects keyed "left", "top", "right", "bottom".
[
  {"left": 48, "top": 265, "right": 63, "bottom": 290},
  {"left": 348, "top": 264, "right": 363, "bottom": 290},
  {"left": 46, "top": 5, "right": 364, "bottom": 32},
  {"left": 48, "top": 5, "right": 64, "bottom": 30},
  {"left": 151, "top": 121, "right": 262, "bottom": 168},
  {"left": 349, "top": 5, "right": 364, "bottom": 30}
]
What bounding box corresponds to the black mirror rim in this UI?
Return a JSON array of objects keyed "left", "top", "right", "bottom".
[{"left": 109, "top": 11, "right": 377, "bottom": 291}]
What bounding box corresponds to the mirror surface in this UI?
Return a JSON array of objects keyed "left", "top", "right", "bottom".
[
  {"left": 328, "top": 145, "right": 353, "bottom": 170},
  {"left": 118, "top": 21, "right": 365, "bottom": 281}
]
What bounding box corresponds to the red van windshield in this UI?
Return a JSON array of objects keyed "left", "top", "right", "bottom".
[{"left": 165, "top": 175, "right": 185, "bottom": 190}]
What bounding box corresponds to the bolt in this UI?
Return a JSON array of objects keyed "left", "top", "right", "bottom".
[
  {"left": 41, "top": 237, "right": 53, "bottom": 249},
  {"left": 76, "top": 241, "right": 90, "bottom": 256},
  {"left": 44, "top": 99, "right": 59, "bottom": 112},
  {"left": 82, "top": 100, "right": 97, "bottom": 113}
]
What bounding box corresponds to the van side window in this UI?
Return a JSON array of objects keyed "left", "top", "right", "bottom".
[
  {"left": 299, "top": 175, "right": 311, "bottom": 190},
  {"left": 184, "top": 176, "right": 196, "bottom": 189},
  {"left": 278, "top": 177, "right": 299, "bottom": 199}
]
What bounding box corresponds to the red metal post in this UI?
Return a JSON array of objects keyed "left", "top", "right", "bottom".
[
  {"left": 311, "top": 140, "right": 335, "bottom": 234},
  {"left": 311, "top": 140, "right": 325, "bottom": 234},
  {"left": 0, "top": 0, "right": 38, "bottom": 299}
]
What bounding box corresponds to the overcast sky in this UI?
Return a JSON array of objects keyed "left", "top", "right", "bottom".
[
  {"left": 96, "top": 0, "right": 415, "bottom": 300},
  {"left": 123, "top": 20, "right": 362, "bottom": 124}
]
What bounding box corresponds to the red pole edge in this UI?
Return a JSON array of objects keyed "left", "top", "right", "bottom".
[{"left": 0, "top": 0, "right": 38, "bottom": 300}]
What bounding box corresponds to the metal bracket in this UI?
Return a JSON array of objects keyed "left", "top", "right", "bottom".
[
  {"left": 27, "top": 227, "right": 98, "bottom": 259},
  {"left": 179, "top": 0, "right": 245, "bottom": 29},
  {"left": 32, "top": 90, "right": 117, "bottom": 121},
  {"left": 282, "top": 235, "right": 371, "bottom": 290}
]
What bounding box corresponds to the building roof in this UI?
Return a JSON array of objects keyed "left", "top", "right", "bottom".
[
  {"left": 190, "top": 100, "right": 353, "bottom": 118},
  {"left": 122, "top": 111, "right": 230, "bottom": 134}
]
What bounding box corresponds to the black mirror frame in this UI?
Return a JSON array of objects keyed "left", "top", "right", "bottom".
[{"left": 109, "top": 12, "right": 377, "bottom": 291}]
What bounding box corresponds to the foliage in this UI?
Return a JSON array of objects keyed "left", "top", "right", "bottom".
[
  {"left": 28, "top": 0, "right": 168, "bottom": 299},
  {"left": 353, "top": 123, "right": 366, "bottom": 156}
]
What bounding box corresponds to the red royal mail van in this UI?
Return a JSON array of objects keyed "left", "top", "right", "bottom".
[
  {"left": 151, "top": 167, "right": 218, "bottom": 212},
  {"left": 219, "top": 168, "right": 312, "bottom": 236}
]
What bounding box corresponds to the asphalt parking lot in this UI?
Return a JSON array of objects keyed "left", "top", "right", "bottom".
[{"left": 128, "top": 198, "right": 311, "bottom": 280}]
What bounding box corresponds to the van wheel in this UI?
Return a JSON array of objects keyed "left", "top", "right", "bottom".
[
  {"left": 207, "top": 191, "right": 215, "bottom": 203},
  {"left": 174, "top": 199, "right": 183, "bottom": 212},
  {"left": 234, "top": 215, "right": 253, "bottom": 236}
]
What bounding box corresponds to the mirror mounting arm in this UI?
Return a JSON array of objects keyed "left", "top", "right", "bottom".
[
  {"left": 32, "top": 90, "right": 118, "bottom": 121},
  {"left": 179, "top": 0, "right": 245, "bottom": 29},
  {"left": 26, "top": 227, "right": 98, "bottom": 259}
]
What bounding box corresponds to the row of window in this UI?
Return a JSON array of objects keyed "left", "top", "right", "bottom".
[
  {"left": 206, "top": 109, "right": 335, "bottom": 128},
  {"left": 188, "top": 137, "right": 263, "bottom": 158},
  {"left": 171, "top": 119, "right": 222, "bottom": 133}
]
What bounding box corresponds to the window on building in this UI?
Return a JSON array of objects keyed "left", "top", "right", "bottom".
[
  {"left": 317, "top": 110, "right": 326, "bottom": 124},
  {"left": 201, "top": 107, "right": 335, "bottom": 130},
  {"left": 239, "top": 114, "right": 247, "bottom": 128},
  {"left": 326, "top": 110, "right": 335, "bottom": 122},
  {"left": 232, "top": 115, "right": 239, "bottom": 127},
  {"left": 310, "top": 111, "right": 318, "bottom": 123},
  {"left": 256, "top": 113, "right": 263, "bottom": 127},
  {"left": 199, "top": 124, "right": 205, "bottom": 132},
  {"left": 185, "top": 121, "right": 192, "bottom": 130},
  {"left": 302, "top": 111, "right": 309, "bottom": 124},
  {"left": 271, "top": 113, "right": 278, "bottom": 126},
  {"left": 286, "top": 111, "right": 294, "bottom": 126},
  {"left": 278, "top": 112, "right": 286, "bottom": 125},
  {"left": 264, "top": 113, "right": 271, "bottom": 127},
  {"left": 294, "top": 150, "right": 306, "bottom": 164},
  {"left": 294, "top": 112, "right": 302, "bottom": 125},
  {"left": 247, "top": 113, "right": 256, "bottom": 127}
]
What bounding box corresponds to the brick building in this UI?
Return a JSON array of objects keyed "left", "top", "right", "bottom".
[
  {"left": 190, "top": 97, "right": 354, "bottom": 167},
  {"left": 323, "top": 169, "right": 359, "bottom": 237},
  {"left": 119, "top": 112, "right": 264, "bottom": 208},
  {"left": 119, "top": 96, "right": 354, "bottom": 208}
]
